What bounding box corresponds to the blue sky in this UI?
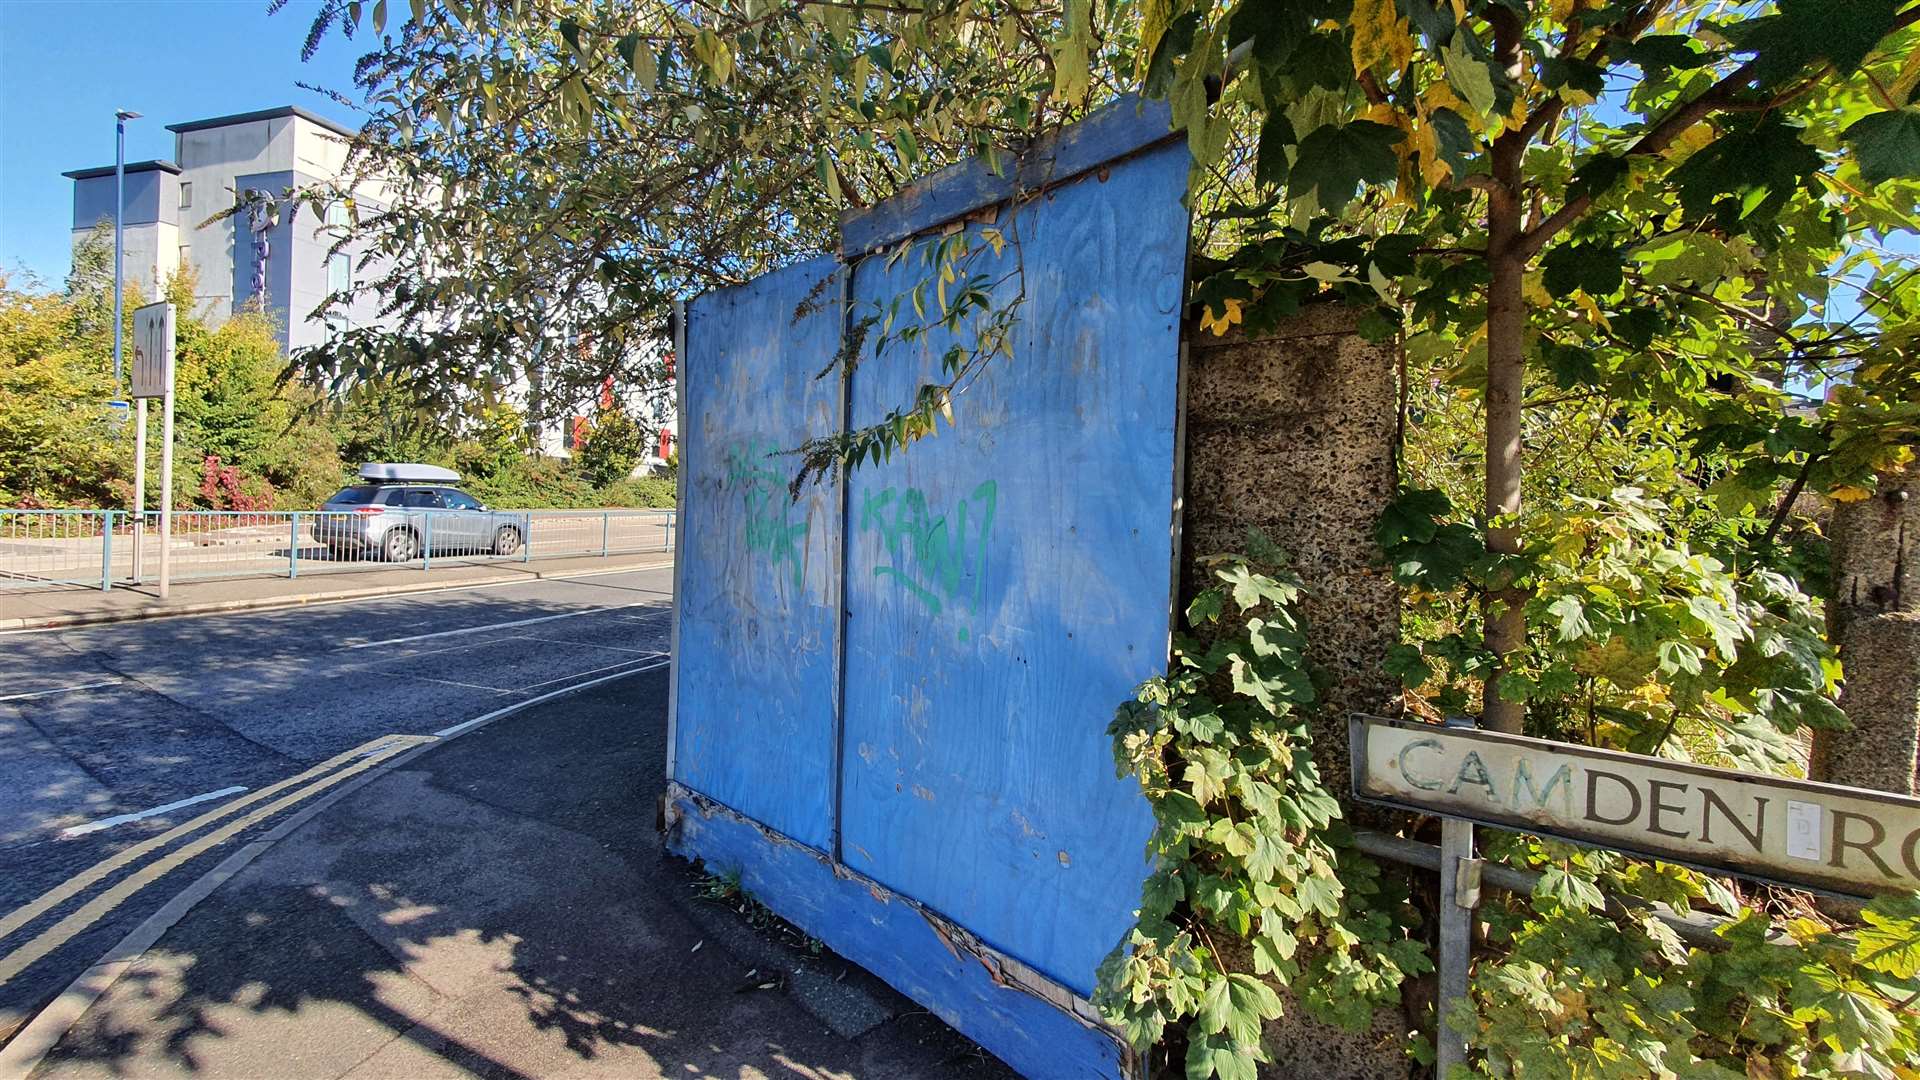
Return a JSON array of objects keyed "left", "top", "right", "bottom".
[{"left": 0, "top": 0, "right": 363, "bottom": 287}]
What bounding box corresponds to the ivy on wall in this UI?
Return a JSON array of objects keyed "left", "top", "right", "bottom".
[{"left": 1095, "top": 536, "right": 1432, "bottom": 1080}]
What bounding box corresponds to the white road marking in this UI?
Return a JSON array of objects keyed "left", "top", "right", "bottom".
[
  {"left": 433, "top": 656, "right": 670, "bottom": 738},
  {"left": 340, "top": 601, "right": 660, "bottom": 650},
  {"left": 511, "top": 653, "right": 670, "bottom": 693},
  {"left": 379, "top": 671, "right": 516, "bottom": 694},
  {"left": 60, "top": 786, "right": 249, "bottom": 839},
  {"left": 0, "top": 680, "right": 121, "bottom": 703},
  {"left": 516, "top": 634, "right": 663, "bottom": 655}
]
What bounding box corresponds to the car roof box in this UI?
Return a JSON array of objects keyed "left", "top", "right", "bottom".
[{"left": 358, "top": 462, "right": 461, "bottom": 484}]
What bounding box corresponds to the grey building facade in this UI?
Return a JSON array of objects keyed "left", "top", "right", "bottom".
[{"left": 65, "top": 106, "right": 390, "bottom": 355}]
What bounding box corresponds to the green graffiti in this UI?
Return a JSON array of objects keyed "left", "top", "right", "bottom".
[
  {"left": 859, "top": 480, "right": 996, "bottom": 631},
  {"left": 728, "top": 439, "right": 807, "bottom": 591}
]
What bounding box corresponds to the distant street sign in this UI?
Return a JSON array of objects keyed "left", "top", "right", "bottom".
[
  {"left": 130, "top": 302, "right": 175, "bottom": 399},
  {"left": 1350, "top": 714, "right": 1920, "bottom": 899}
]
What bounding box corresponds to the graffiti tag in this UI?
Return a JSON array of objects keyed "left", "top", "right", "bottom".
[
  {"left": 859, "top": 480, "right": 997, "bottom": 636},
  {"left": 728, "top": 440, "right": 807, "bottom": 592}
]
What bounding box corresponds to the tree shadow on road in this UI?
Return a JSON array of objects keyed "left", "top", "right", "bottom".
[{"left": 28, "top": 667, "right": 1013, "bottom": 1080}]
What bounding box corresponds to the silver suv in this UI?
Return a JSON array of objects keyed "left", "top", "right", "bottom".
[{"left": 313, "top": 470, "right": 526, "bottom": 562}]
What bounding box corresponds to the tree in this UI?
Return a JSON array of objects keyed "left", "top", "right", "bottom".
[
  {"left": 574, "top": 407, "right": 645, "bottom": 487},
  {"left": 1154, "top": 0, "right": 1920, "bottom": 730},
  {"left": 280, "top": 0, "right": 1133, "bottom": 426}
]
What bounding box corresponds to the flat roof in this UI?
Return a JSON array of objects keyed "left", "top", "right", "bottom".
[
  {"left": 166, "top": 105, "right": 358, "bottom": 139},
  {"left": 61, "top": 160, "right": 182, "bottom": 181}
]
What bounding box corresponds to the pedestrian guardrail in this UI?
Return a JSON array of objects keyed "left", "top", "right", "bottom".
[{"left": 0, "top": 507, "right": 675, "bottom": 592}]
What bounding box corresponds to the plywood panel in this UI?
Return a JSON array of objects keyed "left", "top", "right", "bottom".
[
  {"left": 673, "top": 256, "right": 844, "bottom": 850},
  {"left": 669, "top": 788, "right": 1133, "bottom": 1079},
  {"left": 838, "top": 140, "right": 1189, "bottom": 993}
]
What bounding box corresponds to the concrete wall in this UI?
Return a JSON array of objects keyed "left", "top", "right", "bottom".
[
  {"left": 1815, "top": 464, "right": 1919, "bottom": 795},
  {"left": 174, "top": 114, "right": 296, "bottom": 324},
  {"left": 71, "top": 168, "right": 177, "bottom": 229},
  {"left": 69, "top": 168, "right": 182, "bottom": 299},
  {"left": 1181, "top": 302, "right": 1410, "bottom": 1080},
  {"left": 1181, "top": 301, "right": 1404, "bottom": 792}
]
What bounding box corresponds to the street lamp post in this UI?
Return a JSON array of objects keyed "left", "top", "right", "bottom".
[{"left": 115, "top": 108, "right": 145, "bottom": 582}]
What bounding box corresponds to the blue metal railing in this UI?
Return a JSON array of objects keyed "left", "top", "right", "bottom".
[{"left": 0, "top": 507, "right": 675, "bottom": 592}]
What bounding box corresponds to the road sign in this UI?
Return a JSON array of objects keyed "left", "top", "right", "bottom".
[
  {"left": 1350, "top": 713, "right": 1920, "bottom": 899},
  {"left": 130, "top": 302, "right": 174, "bottom": 400}
]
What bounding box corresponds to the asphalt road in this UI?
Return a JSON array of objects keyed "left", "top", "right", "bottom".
[{"left": 0, "top": 564, "right": 676, "bottom": 1039}]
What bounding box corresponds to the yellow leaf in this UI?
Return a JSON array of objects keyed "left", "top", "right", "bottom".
[
  {"left": 1831, "top": 485, "right": 1875, "bottom": 502},
  {"left": 1551, "top": 0, "right": 1586, "bottom": 25},
  {"left": 1350, "top": 0, "right": 1414, "bottom": 74},
  {"left": 1199, "top": 298, "right": 1244, "bottom": 337}
]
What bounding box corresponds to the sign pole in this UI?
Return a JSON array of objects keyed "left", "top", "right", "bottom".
[
  {"left": 158, "top": 384, "right": 174, "bottom": 599},
  {"left": 132, "top": 301, "right": 177, "bottom": 600},
  {"left": 1434, "top": 716, "right": 1478, "bottom": 1078},
  {"left": 131, "top": 398, "right": 147, "bottom": 583}
]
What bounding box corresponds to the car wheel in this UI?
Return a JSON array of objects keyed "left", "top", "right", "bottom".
[
  {"left": 492, "top": 526, "right": 522, "bottom": 557},
  {"left": 384, "top": 529, "right": 418, "bottom": 563}
]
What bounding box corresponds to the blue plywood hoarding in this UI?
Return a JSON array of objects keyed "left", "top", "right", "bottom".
[
  {"left": 668, "top": 98, "right": 1188, "bottom": 1079},
  {"left": 673, "top": 257, "right": 846, "bottom": 851}
]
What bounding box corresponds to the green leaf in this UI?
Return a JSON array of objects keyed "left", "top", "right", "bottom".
[
  {"left": 1567, "top": 153, "right": 1628, "bottom": 203},
  {"left": 1617, "top": 34, "right": 1710, "bottom": 75},
  {"left": 1223, "top": 973, "right": 1284, "bottom": 1045},
  {"left": 1855, "top": 894, "right": 1920, "bottom": 978},
  {"left": 1384, "top": 643, "right": 1433, "bottom": 688},
  {"left": 1256, "top": 112, "right": 1296, "bottom": 189},
  {"left": 1441, "top": 34, "right": 1496, "bottom": 116},
  {"left": 1541, "top": 243, "right": 1624, "bottom": 299},
  {"left": 1296, "top": 874, "right": 1342, "bottom": 918},
  {"left": 1845, "top": 108, "right": 1920, "bottom": 184},
  {"left": 1188, "top": 587, "right": 1226, "bottom": 625},
  {"left": 1427, "top": 107, "right": 1476, "bottom": 178},
  {"left": 616, "top": 34, "right": 658, "bottom": 88},
  {"left": 1667, "top": 115, "right": 1821, "bottom": 231},
  {"left": 1533, "top": 865, "right": 1605, "bottom": 912},
  {"left": 1287, "top": 120, "right": 1404, "bottom": 213},
  {"left": 1719, "top": 0, "right": 1901, "bottom": 88},
  {"left": 1547, "top": 595, "right": 1593, "bottom": 642},
  {"left": 1185, "top": 1031, "right": 1257, "bottom": 1080}
]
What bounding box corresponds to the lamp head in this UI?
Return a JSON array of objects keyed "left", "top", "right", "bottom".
[{"left": 116, "top": 109, "right": 142, "bottom": 122}]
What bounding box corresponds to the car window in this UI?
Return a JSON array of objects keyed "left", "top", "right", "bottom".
[
  {"left": 441, "top": 490, "right": 481, "bottom": 511},
  {"left": 400, "top": 489, "right": 444, "bottom": 508},
  {"left": 326, "top": 485, "right": 382, "bottom": 505}
]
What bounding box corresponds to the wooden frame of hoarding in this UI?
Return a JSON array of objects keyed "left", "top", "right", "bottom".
[{"left": 1349, "top": 713, "right": 1920, "bottom": 901}]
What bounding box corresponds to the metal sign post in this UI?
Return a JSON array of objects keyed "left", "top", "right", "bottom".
[
  {"left": 130, "top": 302, "right": 176, "bottom": 598},
  {"left": 1434, "top": 717, "right": 1478, "bottom": 1078},
  {"left": 131, "top": 398, "right": 147, "bottom": 583}
]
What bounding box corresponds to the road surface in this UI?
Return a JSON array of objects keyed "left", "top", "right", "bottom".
[{"left": 0, "top": 564, "right": 675, "bottom": 1039}]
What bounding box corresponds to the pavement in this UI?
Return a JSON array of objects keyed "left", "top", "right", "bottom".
[
  {"left": 0, "top": 552, "right": 675, "bottom": 631},
  {"left": 0, "top": 563, "right": 1014, "bottom": 1079}
]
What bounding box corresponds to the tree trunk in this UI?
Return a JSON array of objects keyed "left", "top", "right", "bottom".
[
  {"left": 1481, "top": 231, "right": 1527, "bottom": 734},
  {"left": 1479, "top": 9, "right": 1530, "bottom": 735}
]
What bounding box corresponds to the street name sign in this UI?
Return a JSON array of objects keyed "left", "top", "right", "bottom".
[
  {"left": 130, "top": 302, "right": 175, "bottom": 400},
  {"left": 1350, "top": 714, "right": 1920, "bottom": 898}
]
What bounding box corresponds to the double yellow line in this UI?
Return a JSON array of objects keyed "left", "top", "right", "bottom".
[{"left": 0, "top": 734, "right": 433, "bottom": 987}]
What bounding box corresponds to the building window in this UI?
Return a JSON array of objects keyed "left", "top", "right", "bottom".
[
  {"left": 179, "top": 182, "right": 192, "bottom": 209},
  {"left": 179, "top": 245, "right": 191, "bottom": 270}
]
